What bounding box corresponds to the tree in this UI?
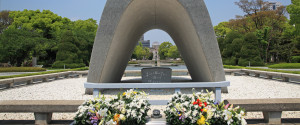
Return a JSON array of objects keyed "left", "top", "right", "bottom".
[
  {"left": 0, "top": 10, "right": 13, "bottom": 34},
  {"left": 0, "top": 28, "right": 44, "bottom": 66},
  {"left": 221, "top": 31, "right": 243, "bottom": 65},
  {"left": 222, "top": 31, "right": 242, "bottom": 58},
  {"left": 158, "top": 42, "right": 173, "bottom": 60},
  {"left": 234, "top": 0, "right": 286, "bottom": 31},
  {"left": 134, "top": 42, "right": 145, "bottom": 60},
  {"left": 71, "top": 18, "right": 98, "bottom": 65},
  {"left": 52, "top": 30, "right": 85, "bottom": 68},
  {"left": 235, "top": 0, "right": 266, "bottom": 16},
  {"left": 167, "top": 46, "right": 180, "bottom": 59},
  {"left": 287, "top": 0, "right": 300, "bottom": 35},
  {"left": 8, "top": 9, "right": 72, "bottom": 66},
  {"left": 238, "top": 33, "right": 264, "bottom": 66},
  {"left": 222, "top": 0, "right": 289, "bottom": 63},
  {"left": 273, "top": 22, "right": 298, "bottom": 62},
  {"left": 9, "top": 9, "right": 71, "bottom": 39},
  {"left": 217, "top": 37, "right": 225, "bottom": 53},
  {"left": 214, "top": 22, "right": 232, "bottom": 38},
  {"left": 132, "top": 42, "right": 152, "bottom": 60},
  {"left": 0, "top": 9, "right": 98, "bottom": 67},
  {"left": 228, "top": 16, "right": 253, "bottom": 33}
]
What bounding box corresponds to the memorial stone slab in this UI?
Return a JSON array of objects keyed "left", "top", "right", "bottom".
[{"left": 142, "top": 67, "right": 171, "bottom": 83}]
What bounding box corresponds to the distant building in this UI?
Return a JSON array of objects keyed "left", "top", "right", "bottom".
[
  {"left": 141, "top": 40, "right": 150, "bottom": 48},
  {"left": 152, "top": 42, "right": 160, "bottom": 49},
  {"left": 137, "top": 35, "right": 150, "bottom": 48},
  {"left": 151, "top": 42, "right": 160, "bottom": 60},
  {"left": 264, "top": 1, "right": 283, "bottom": 10}
]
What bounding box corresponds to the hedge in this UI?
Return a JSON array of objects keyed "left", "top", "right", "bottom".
[
  {"left": 128, "top": 61, "right": 138, "bottom": 64},
  {"left": 238, "top": 57, "right": 264, "bottom": 67},
  {"left": 223, "top": 57, "right": 237, "bottom": 65},
  {"left": 52, "top": 61, "right": 85, "bottom": 69},
  {"left": 291, "top": 56, "right": 300, "bottom": 63}
]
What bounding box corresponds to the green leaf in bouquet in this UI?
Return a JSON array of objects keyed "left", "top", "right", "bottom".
[{"left": 192, "top": 88, "right": 196, "bottom": 96}]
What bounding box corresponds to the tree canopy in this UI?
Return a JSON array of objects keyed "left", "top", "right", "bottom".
[
  {"left": 158, "top": 42, "right": 173, "bottom": 60},
  {"left": 0, "top": 9, "right": 98, "bottom": 67},
  {"left": 214, "top": 0, "right": 297, "bottom": 65},
  {"left": 52, "top": 30, "right": 85, "bottom": 68},
  {"left": 287, "top": 0, "right": 300, "bottom": 35},
  {"left": 0, "top": 28, "right": 46, "bottom": 66},
  {"left": 132, "top": 42, "right": 152, "bottom": 60},
  {"left": 0, "top": 10, "right": 12, "bottom": 34}
]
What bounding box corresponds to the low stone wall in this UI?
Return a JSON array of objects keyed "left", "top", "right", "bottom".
[
  {"left": 0, "top": 100, "right": 84, "bottom": 124},
  {"left": 241, "top": 69, "right": 300, "bottom": 82},
  {"left": 1, "top": 99, "right": 299, "bottom": 124},
  {"left": 225, "top": 98, "right": 300, "bottom": 124},
  {"left": 1, "top": 69, "right": 299, "bottom": 90},
  {"left": 0, "top": 71, "right": 88, "bottom": 89}
]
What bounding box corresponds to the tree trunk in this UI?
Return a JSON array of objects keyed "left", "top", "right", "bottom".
[{"left": 265, "top": 43, "right": 270, "bottom": 63}]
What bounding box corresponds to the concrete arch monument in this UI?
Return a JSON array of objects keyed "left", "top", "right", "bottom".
[{"left": 86, "top": 0, "right": 226, "bottom": 92}]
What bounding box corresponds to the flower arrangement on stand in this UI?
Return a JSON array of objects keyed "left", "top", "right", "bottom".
[
  {"left": 74, "top": 89, "right": 151, "bottom": 125},
  {"left": 164, "top": 89, "right": 247, "bottom": 125}
]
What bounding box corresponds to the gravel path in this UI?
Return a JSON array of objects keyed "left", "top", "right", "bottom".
[{"left": 0, "top": 75, "right": 299, "bottom": 120}]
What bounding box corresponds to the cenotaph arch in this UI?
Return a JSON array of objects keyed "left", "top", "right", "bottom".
[{"left": 86, "top": 0, "right": 226, "bottom": 93}]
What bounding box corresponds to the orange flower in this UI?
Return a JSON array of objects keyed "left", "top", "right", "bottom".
[{"left": 114, "top": 114, "right": 120, "bottom": 122}]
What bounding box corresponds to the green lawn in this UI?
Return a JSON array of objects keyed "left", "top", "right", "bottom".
[
  {"left": 224, "top": 65, "right": 300, "bottom": 74},
  {"left": 267, "top": 63, "right": 300, "bottom": 69}
]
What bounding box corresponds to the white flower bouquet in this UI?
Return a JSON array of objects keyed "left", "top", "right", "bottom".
[
  {"left": 74, "top": 89, "right": 151, "bottom": 125},
  {"left": 164, "top": 89, "right": 247, "bottom": 125}
]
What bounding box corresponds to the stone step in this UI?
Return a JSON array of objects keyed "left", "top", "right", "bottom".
[
  {"left": 146, "top": 121, "right": 167, "bottom": 125},
  {"left": 146, "top": 118, "right": 167, "bottom": 125}
]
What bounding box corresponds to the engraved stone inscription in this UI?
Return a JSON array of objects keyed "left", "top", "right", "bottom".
[{"left": 142, "top": 67, "right": 172, "bottom": 83}]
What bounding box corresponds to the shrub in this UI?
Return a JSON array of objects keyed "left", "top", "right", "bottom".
[
  {"left": 238, "top": 57, "right": 264, "bottom": 66},
  {"left": 291, "top": 56, "right": 300, "bottom": 63},
  {"left": 0, "top": 67, "right": 46, "bottom": 72},
  {"left": 52, "top": 61, "right": 85, "bottom": 69},
  {"left": 172, "top": 60, "right": 185, "bottom": 64},
  {"left": 222, "top": 57, "right": 237, "bottom": 65},
  {"left": 128, "top": 61, "right": 138, "bottom": 64}
]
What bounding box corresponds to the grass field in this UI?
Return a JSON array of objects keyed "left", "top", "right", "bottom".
[
  {"left": 268, "top": 63, "right": 300, "bottom": 69},
  {"left": 224, "top": 65, "right": 300, "bottom": 74}
]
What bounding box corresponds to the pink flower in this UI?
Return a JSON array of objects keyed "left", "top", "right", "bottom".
[
  {"left": 91, "top": 116, "right": 98, "bottom": 120},
  {"left": 225, "top": 104, "right": 230, "bottom": 109}
]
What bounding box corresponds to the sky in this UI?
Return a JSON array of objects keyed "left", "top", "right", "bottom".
[{"left": 0, "top": 0, "right": 292, "bottom": 45}]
